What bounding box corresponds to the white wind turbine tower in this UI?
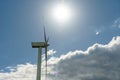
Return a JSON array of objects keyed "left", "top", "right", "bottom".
[{"left": 32, "top": 27, "right": 49, "bottom": 80}]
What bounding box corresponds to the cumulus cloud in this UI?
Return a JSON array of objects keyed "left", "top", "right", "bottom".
[
  {"left": 47, "top": 49, "right": 56, "bottom": 56},
  {"left": 0, "top": 63, "right": 36, "bottom": 80},
  {"left": 49, "top": 36, "right": 120, "bottom": 80},
  {"left": 1, "top": 36, "right": 120, "bottom": 80}
]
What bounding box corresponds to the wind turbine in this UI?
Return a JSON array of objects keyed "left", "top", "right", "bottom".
[{"left": 32, "top": 27, "right": 49, "bottom": 80}]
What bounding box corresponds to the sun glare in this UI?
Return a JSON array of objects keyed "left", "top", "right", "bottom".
[{"left": 52, "top": 4, "right": 71, "bottom": 23}]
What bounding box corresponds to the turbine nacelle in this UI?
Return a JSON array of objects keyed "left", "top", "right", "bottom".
[{"left": 32, "top": 42, "right": 49, "bottom": 48}]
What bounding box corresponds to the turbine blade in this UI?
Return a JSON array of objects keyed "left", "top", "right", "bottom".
[
  {"left": 44, "top": 26, "right": 47, "bottom": 42},
  {"left": 45, "top": 47, "right": 48, "bottom": 80},
  {"left": 47, "top": 37, "right": 49, "bottom": 43}
]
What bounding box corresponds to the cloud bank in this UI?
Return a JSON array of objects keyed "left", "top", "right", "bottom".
[{"left": 1, "top": 36, "right": 120, "bottom": 80}]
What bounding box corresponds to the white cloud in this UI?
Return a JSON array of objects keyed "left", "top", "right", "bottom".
[
  {"left": 1, "top": 36, "right": 120, "bottom": 80},
  {"left": 0, "top": 63, "right": 36, "bottom": 80},
  {"left": 47, "top": 49, "right": 56, "bottom": 56}
]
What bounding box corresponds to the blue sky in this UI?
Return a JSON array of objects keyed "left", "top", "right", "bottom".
[{"left": 0, "top": 0, "right": 120, "bottom": 74}]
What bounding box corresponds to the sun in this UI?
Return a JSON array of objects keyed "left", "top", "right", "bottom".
[{"left": 52, "top": 4, "right": 71, "bottom": 23}]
